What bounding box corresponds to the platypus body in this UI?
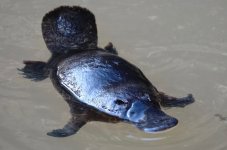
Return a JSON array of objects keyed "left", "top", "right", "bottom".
[{"left": 19, "top": 6, "right": 194, "bottom": 137}]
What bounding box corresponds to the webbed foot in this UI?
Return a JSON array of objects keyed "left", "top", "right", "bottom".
[
  {"left": 47, "top": 126, "right": 78, "bottom": 137},
  {"left": 18, "top": 60, "right": 48, "bottom": 81},
  {"left": 47, "top": 118, "right": 87, "bottom": 137},
  {"left": 104, "top": 42, "right": 118, "bottom": 55},
  {"left": 159, "top": 92, "right": 195, "bottom": 107}
]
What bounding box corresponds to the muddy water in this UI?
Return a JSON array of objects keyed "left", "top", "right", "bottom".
[{"left": 1, "top": 0, "right": 227, "bottom": 150}]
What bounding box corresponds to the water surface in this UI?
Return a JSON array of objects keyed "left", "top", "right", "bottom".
[{"left": 0, "top": 0, "right": 227, "bottom": 150}]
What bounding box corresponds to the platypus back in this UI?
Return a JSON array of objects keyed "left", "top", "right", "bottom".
[{"left": 42, "top": 6, "right": 98, "bottom": 54}]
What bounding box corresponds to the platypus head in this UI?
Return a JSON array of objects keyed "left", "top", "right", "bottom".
[
  {"left": 42, "top": 6, "right": 97, "bottom": 54},
  {"left": 103, "top": 90, "right": 178, "bottom": 132},
  {"left": 126, "top": 100, "right": 178, "bottom": 132}
]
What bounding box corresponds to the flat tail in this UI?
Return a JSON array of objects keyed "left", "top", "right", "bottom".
[
  {"left": 18, "top": 60, "right": 49, "bottom": 81},
  {"left": 42, "top": 6, "right": 97, "bottom": 54}
]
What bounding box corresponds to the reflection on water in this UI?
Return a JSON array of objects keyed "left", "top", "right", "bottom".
[
  {"left": 0, "top": 0, "right": 227, "bottom": 150},
  {"left": 215, "top": 114, "right": 227, "bottom": 122}
]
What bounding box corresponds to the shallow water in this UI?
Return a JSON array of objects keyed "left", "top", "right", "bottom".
[{"left": 1, "top": 0, "right": 227, "bottom": 150}]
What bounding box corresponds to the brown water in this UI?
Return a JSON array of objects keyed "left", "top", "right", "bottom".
[{"left": 1, "top": 0, "right": 227, "bottom": 150}]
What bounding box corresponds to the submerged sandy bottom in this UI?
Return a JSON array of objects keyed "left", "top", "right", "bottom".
[{"left": 0, "top": 0, "right": 227, "bottom": 150}]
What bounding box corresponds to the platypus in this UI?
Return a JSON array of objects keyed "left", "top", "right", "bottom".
[{"left": 19, "top": 6, "right": 194, "bottom": 137}]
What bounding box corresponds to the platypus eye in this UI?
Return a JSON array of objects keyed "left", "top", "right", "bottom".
[{"left": 115, "top": 99, "right": 128, "bottom": 105}]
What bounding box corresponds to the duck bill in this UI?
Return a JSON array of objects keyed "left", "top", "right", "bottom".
[{"left": 126, "top": 101, "right": 178, "bottom": 132}]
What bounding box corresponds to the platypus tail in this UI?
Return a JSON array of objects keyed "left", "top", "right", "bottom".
[
  {"left": 18, "top": 61, "right": 49, "bottom": 81},
  {"left": 42, "top": 6, "right": 98, "bottom": 54}
]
